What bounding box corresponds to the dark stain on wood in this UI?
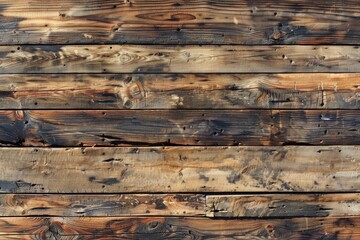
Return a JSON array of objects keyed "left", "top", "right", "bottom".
[{"left": 0, "top": 110, "right": 359, "bottom": 147}]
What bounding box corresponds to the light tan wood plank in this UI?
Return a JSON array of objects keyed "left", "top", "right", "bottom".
[
  {"left": 0, "top": 45, "right": 359, "bottom": 73},
  {"left": 0, "top": 146, "right": 359, "bottom": 193}
]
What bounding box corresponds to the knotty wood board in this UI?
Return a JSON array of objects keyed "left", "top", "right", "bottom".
[
  {"left": 0, "top": 146, "right": 359, "bottom": 193},
  {"left": 0, "top": 110, "right": 359, "bottom": 146},
  {"left": 0, "top": 0, "right": 359, "bottom": 45},
  {"left": 0, "top": 216, "right": 359, "bottom": 239},
  {"left": 206, "top": 194, "right": 360, "bottom": 218},
  {"left": 0, "top": 45, "right": 359, "bottom": 73},
  {"left": 0, "top": 73, "right": 359, "bottom": 109},
  {"left": 0, "top": 194, "right": 205, "bottom": 217}
]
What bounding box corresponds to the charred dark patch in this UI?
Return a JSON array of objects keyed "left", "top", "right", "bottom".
[
  {"left": 334, "top": 218, "right": 355, "bottom": 227},
  {"left": 227, "top": 172, "right": 240, "bottom": 184},
  {"left": 172, "top": 3, "right": 183, "bottom": 7},
  {"left": 134, "top": 64, "right": 168, "bottom": 73},
  {"left": 134, "top": 220, "right": 170, "bottom": 238},
  {"left": 88, "top": 176, "right": 96, "bottom": 182},
  {"left": 0, "top": 180, "right": 18, "bottom": 192},
  {"left": 199, "top": 174, "right": 209, "bottom": 182},
  {"left": 99, "top": 178, "right": 120, "bottom": 185},
  {"left": 155, "top": 199, "right": 167, "bottom": 210}
]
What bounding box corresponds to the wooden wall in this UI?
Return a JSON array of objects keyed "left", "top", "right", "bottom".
[{"left": 0, "top": 0, "right": 359, "bottom": 239}]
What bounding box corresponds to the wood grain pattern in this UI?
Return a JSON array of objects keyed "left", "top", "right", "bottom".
[
  {"left": 0, "top": 45, "right": 359, "bottom": 73},
  {"left": 1, "top": 216, "right": 360, "bottom": 239},
  {"left": 0, "top": 146, "right": 359, "bottom": 193},
  {"left": 206, "top": 194, "right": 360, "bottom": 218},
  {"left": 0, "top": 110, "right": 359, "bottom": 147},
  {"left": 0, "top": 0, "right": 359, "bottom": 45},
  {"left": 0, "top": 194, "right": 204, "bottom": 217},
  {"left": 0, "top": 73, "right": 359, "bottom": 109}
]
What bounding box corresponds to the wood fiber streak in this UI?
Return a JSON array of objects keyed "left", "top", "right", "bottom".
[
  {"left": 0, "top": 194, "right": 205, "bottom": 217},
  {"left": 0, "top": 0, "right": 359, "bottom": 44},
  {"left": 206, "top": 194, "right": 360, "bottom": 218},
  {"left": 1, "top": 217, "right": 360, "bottom": 239},
  {"left": 0, "top": 146, "right": 359, "bottom": 193},
  {"left": 0, "top": 110, "right": 359, "bottom": 147},
  {"left": 0, "top": 73, "right": 359, "bottom": 109},
  {"left": 0, "top": 45, "right": 359, "bottom": 73}
]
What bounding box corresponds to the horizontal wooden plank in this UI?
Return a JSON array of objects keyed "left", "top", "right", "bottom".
[
  {"left": 0, "top": 216, "right": 360, "bottom": 239},
  {"left": 0, "top": 45, "right": 359, "bottom": 73},
  {"left": 0, "top": 73, "right": 359, "bottom": 109},
  {"left": 0, "top": 0, "right": 359, "bottom": 45},
  {"left": 0, "top": 194, "right": 204, "bottom": 217},
  {"left": 0, "top": 146, "right": 359, "bottom": 193},
  {"left": 206, "top": 194, "right": 360, "bottom": 218},
  {"left": 0, "top": 110, "right": 359, "bottom": 147}
]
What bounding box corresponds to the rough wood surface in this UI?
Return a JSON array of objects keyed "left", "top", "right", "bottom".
[
  {"left": 0, "top": 45, "right": 359, "bottom": 73},
  {"left": 0, "top": 146, "right": 359, "bottom": 193},
  {"left": 0, "top": 73, "right": 359, "bottom": 109},
  {"left": 0, "top": 110, "right": 359, "bottom": 147},
  {"left": 0, "top": 194, "right": 204, "bottom": 217},
  {"left": 0, "top": 0, "right": 359, "bottom": 45},
  {"left": 206, "top": 194, "right": 360, "bottom": 218},
  {"left": 1, "top": 216, "right": 360, "bottom": 239}
]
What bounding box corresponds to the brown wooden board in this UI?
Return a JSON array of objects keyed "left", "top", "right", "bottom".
[
  {"left": 0, "top": 45, "right": 359, "bottom": 73},
  {"left": 0, "top": 0, "right": 359, "bottom": 45},
  {"left": 206, "top": 194, "right": 360, "bottom": 218},
  {"left": 0, "top": 216, "right": 360, "bottom": 239},
  {"left": 0, "top": 110, "right": 359, "bottom": 147},
  {"left": 0, "top": 194, "right": 205, "bottom": 217},
  {"left": 0, "top": 146, "right": 359, "bottom": 193},
  {"left": 0, "top": 73, "right": 359, "bottom": 109}
]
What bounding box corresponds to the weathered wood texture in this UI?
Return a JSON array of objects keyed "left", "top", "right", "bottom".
[
  {"left": 0, "top": 110, "right": 359, "bottom": 147},
  {"left": 0, "top": 0, "right": 359, "bottom": 45},
  {"left": 0, "top": 194, "right": 204, "bottom": 217},
  {"left": 0, "top": 73, "right": 359, "bottom": 109},
  {"left": 206, "top": 194, "right": 360, "bottom": 218},
  {"left": 0, "top": 216, "right": 360, "bottom": 239},
  {"left": 0, "top": 146, "right": 359, "bottom": 193},
  {"left": 1, "top": 45, "right": 359, "bottom": 73}
]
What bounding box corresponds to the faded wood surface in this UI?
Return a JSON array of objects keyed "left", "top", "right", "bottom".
[
  {"left": 0, "top": 216, "right": 360, "bottom": 239},
  {"left": 0, "top": 45, "right": 359, "bottom": 73},
  {"left": 0, "top": 146, "right": 359, "bottom": 193},
  {"left": 0, "top": 73, "right": 359, "bottom": 109},
  {"left": 206, "top": 194, "right": 360, "bottom": 218},
  {"left": 0, "top": 0, "right": 359, "bottom": 45},
  {"left": 0, "top": 194, "right": 204, "bottom": 217},
  {"left": 0, "top": 110, "right": 359, "bottom": 146}
]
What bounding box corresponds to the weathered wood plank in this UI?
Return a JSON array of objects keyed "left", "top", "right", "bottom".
[
  {"left": 0, "top": 194, "right": 204, "bottom": 217},
  {"left": 0, "top": 73, "right": 359, "bottom": 109},
  {"left": 0, "top": 110, "right": 359, "bottom": 146},
  {"left": 0, "top": 45, "right": 359, "bottom": 73},
  {"left": 0, "top": 0, "right": 359, "bottom": 45},
  {"left": 0, "top": 216, "right": 360, "bottom": 239},
  {"left": 206, "top": 194, "right": 360, "bottom": 218},
  {"left": 0, "top": 146, "right": 359, "bottom": 193}
]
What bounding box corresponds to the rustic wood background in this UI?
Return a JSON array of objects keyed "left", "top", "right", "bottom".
[{"left": 0, "top": 0, "right": 359, "bottom": 239}]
